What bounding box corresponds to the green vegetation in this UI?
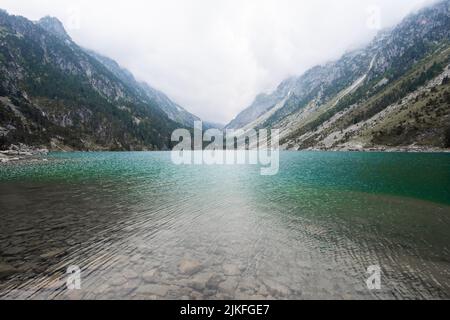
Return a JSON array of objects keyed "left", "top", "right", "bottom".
[
  {"left": 443, "top": 76, "right": 450, "bottom": 85},
  {"left": 281, "top": 43, "right": 450, "bottom": 148},
  {"left": 0, "top": 14, "right": 183, "bottom": 151},
  {"left": 445, "top": 127, "right": 450, "bottom": 148}
]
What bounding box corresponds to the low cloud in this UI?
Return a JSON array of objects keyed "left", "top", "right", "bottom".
[{"left": 1, "top": 0, "right": 436, "bottom": 123}]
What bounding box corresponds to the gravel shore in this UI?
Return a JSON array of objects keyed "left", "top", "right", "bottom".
[{"left": 0, "top": 144, "right": 49, "bottom": 164}]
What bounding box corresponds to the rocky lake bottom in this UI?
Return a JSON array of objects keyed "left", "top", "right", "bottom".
[{"left": 0, "top": 152, "right": 449, "bottom": 300}]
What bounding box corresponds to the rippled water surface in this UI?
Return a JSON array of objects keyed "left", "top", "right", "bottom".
[{"left": 0, "top": 152, "right": 449, "bottom": 300}]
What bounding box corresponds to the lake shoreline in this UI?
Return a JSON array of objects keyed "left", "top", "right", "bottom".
[
  {"left": 284, "top": 143, "right": 450, "bottom": 153},
  {"left": 1, "top": 145, "right": 450, "bottom": 166},
  {"left": 302, "top": 147, "right": 450, "bottom": 153},
  {"left": 0, "top": 144, "right": 49, "bottom": 164}
]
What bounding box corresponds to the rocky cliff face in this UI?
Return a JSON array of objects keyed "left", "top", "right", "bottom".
[
  {"left": 0, "top": 11, "right": 197, "bottom": 151},
  {"left": 227, "top": 0, "right": 450, "bottom": 151},
  {"left": 85, "top": 50, "right": 201, "bottom": 128},
  {"left": 37, "top": 16, "right": 72, "bottom": 42}
]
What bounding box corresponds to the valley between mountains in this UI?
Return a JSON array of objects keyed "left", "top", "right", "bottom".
[{"left": 1, "top": 1, "right": 450, "bottom": 152}]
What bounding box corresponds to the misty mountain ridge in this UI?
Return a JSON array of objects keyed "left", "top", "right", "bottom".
[
  {"left": 227, "top": 0, "right": 450, "bottom": 151},
  {"left": 0, "top": 10, "right": 202, "bottom": 151}
]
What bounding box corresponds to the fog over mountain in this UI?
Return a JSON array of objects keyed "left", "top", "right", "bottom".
[{"left": 0, "top": 0, "right": 437, "bottom": 123}]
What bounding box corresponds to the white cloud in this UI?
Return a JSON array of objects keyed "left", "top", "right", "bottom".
[{"left": 0, "top": 0, "right": 437, "bottom": 123}]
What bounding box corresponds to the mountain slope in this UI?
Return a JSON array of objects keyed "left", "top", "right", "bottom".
[
  {"left": 228, "top": 0, "right": 450, "bottom": 151},
  {"left": 0, "top": 11, "right": 191, "bottom": 151},
  {"left": 85, "top": 49, "right": 201, "bottom": 128}
]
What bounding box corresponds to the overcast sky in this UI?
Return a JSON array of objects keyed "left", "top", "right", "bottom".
[{"left": 1, "top": 0, "right": 437, "bottom": 123}]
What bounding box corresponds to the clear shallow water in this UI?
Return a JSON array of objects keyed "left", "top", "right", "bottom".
[{"left": 0, "top": 151, "right": 449, "bottom": 300}]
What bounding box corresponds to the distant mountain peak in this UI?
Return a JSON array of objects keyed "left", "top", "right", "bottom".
[{"left": 37, "top": 16, "right": 71, "bottom": 41}]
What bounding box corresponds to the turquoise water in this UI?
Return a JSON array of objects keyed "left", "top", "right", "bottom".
[
  {"left": 1, "top": 152, "right": 449, "bottom": 205},
  {"left": 0, "top": 151, "right": 449, "bottom": 299}
]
